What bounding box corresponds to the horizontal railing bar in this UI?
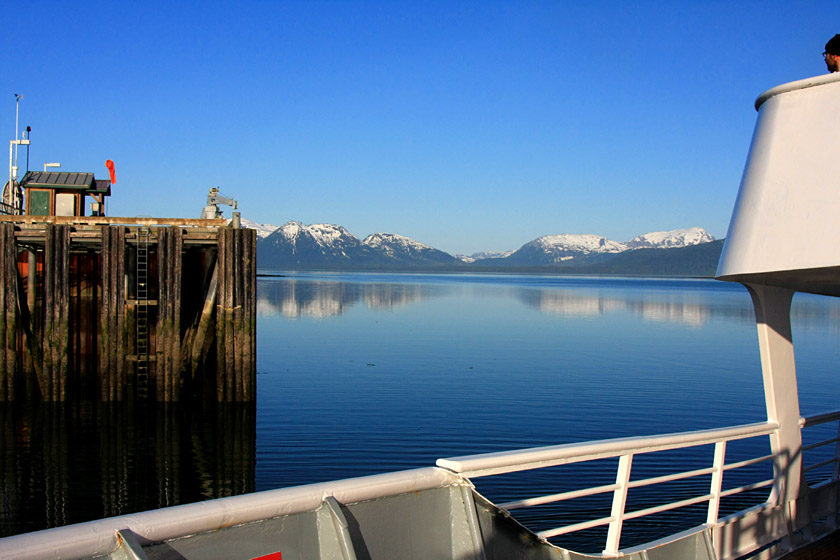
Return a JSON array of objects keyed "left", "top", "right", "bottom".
[
  {"left": 623, "top": 493, "right": 713, "bottom": 521},
  {"left": 461, "top": 410, "right": 836, "bottom": 548},
  {"left": 627, "top": 466, "right": 715, "bottom": 489},
  {"left": 538, "top": 515, "right": 615, "bottom": 539},
  {"left": 803, "top": 437, "right": 840, "bottom": 452},
  {"left": 807, "top": 478, "right": 840, "bottom": 493},
  {"left": 804, "top": 457, "right": 838, "bottom": 473},
  {"left": 720, "top": 478, "right": 775, "bottom": 498},
  {"left": 500, "top": 483, "right": 620, "bottom": 510},
  {"left": 722, "top": 453, "right": 776, "bottom": 471},
  {"left": 437, "top": 421, "right": 779, "bottom": 478},
  {"left": 800, "top": 411, "right": 840, "bottom": 428}
]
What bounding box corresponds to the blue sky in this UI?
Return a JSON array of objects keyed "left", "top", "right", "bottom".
[{"left": 3, "top": 1, "right": 836, "bottom": 255}]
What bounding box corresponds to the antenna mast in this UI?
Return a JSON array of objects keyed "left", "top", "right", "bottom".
[{"left": 5, "top": 94, "right": 29, "bottom": 211}]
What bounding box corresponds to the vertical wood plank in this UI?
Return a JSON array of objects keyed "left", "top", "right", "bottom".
[
  {"left": 224, "top": 228, "right": 234, "bottom": 401},
  {"left": 0, "top": 224, "right": 8, "bottom": 400},
  {"left": 44, "top": 224, "right": 55, "bottom": 400},
  {"left": 172, "top": 228, "right": 183, "bottom": 401},
  {"left": 100, "top": 225, "right": 111, "bottom": 401},
  {"left": 241, "top": 229, "right": 253, "bottom": 402},
  {"left": 215, "top": 230, "right": 226, "bottom": 402},
  {"left": 233, "top": 229, "right": 243, "bottom": 401},
  {"left": 156, "top": 228, "right": 167, "bottom": 401},
  {"left": 58, "top": 225, "right": 69, "bottom": 400},
  {"left": 116, "top": 227, "right": 126, "bottom": 400}
]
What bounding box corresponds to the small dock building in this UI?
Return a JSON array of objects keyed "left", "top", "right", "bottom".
[{"left": 0, "top": 167, "right": 256, "bottom": 402}]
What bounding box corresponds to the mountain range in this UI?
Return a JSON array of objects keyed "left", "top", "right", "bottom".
[{"left": 241, "top": 218, "right": 722, "bottom": 276}]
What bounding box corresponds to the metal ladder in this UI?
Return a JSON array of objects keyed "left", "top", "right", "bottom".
[{"left": 136, "top": 227, "right": 150, "bottom": 399}]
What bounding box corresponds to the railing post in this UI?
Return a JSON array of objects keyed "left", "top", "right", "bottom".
[
  {"left": 708, "top": 441, "right": 727, "bottom": 525},
  {"left": 604, "top": 454, "right": 633, "bottom": 556}
]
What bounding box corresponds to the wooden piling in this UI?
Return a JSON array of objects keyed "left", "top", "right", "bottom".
[
  {"left": 211, "top": 228, "right": 257, "bottom": 402},
  {"left": 242, "top": 229, "right": 256, "bottom": 401},
  {"left": 100, "top": 226, "right": 110, "bottom": 399},
  {"left": 156, "top": 228, "right": 184, "bottom": 401},
  {"left": 0, "top": 217, "right": 255, "bottom": 403},
  {"left": 234, "top": 229, "right": 243, "bottom": 400},
  {"left": 108, "top": 228, "right": 117, "bottom": 400},
  {"left": 60, "top": 226, "right": 70, "bottom": 400},
  {"left": 116, "top": 228, "right": 126, "bottom": 400},
  {"left": 215, "top": 229, "right": 226, "bottom": 402},
  {"left": 0, "top": 223, "right": 17, "bottom": 400},
  {"left": 99, "top": 226, "right": 127, "bottom": 401}
]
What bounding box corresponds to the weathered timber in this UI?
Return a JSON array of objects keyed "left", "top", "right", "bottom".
[
  {"left": 213, "top": 228, "right": 256, "bottom": 402},
  {"left": 0, "top": 219, "right": 256, "bottom": 402},
  {"left": 100, "top": 226, "right": 128, "bottom": 400},
  {"left": 43, "top": 224, "right": 71, "bottom": 400},
  {"left": 156, "top": 228, "right": 184, "bottom": 401},
  {"left": 1, "top": 224, "right": 17, "bottom": 399},
  {"left": 188, "top": 258, "right": 218, "bottom": 378}
]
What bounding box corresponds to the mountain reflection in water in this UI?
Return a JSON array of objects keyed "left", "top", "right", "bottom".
[
  {"left": 256, "top": 274, "right": 840, "bottom": 330},
  {"left": 257, "top": 277, "right": 439, "bottom": 318},
  {"left": 257, "top": 274, "right": 761, "bottom": 327}
]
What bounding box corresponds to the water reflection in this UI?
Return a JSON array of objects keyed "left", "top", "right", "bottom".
[
  {"left": 258, "top": 276, "right": 762, "bottom": 327},
  {"left": 257, "top": 278, "right": 437, "bottom": 318},
  {"left": 0, "top": 402, "right": 255, "bottom": 537},
  {"left": 258, "top": 275, "right": 840, "bottom": 331},
  {"left": 516, "top": 289, "right": 756, "bottom": 327}
]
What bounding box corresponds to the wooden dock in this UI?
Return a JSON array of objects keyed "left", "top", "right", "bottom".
[{"left": 0, "top": 216, "right": 256, "bottom": 402}]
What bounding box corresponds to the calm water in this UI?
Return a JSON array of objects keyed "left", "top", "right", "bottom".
[{"left": 3, "top": 273, "right": 840, "bottom": 549}]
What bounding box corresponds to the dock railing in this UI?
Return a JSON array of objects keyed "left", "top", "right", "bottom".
[{"left": 437, "top": 411, "right": 840, "bottom": 557}]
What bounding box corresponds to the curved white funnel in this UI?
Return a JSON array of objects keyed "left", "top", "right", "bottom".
[{"left": 716, "top": 72, "right": 840, "bottom": 296}]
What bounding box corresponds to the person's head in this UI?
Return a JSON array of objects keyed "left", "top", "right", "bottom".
[{"left": 825, "top": 34, "right": 840, "bottom": 72}]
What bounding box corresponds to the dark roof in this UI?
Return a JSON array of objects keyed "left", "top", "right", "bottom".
[
  {"left": 91, "top": 179, "right": 111, "bottom": 197},
  {"left": 20, "top": 171, "right": 110, "bottom": 197},
  {"left": 21, "top": 171, "right": 96, "bottom": 189}
]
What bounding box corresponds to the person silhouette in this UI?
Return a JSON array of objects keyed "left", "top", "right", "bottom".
[{"left": 824, "top": 34, "right": 840, "bottom": 73}]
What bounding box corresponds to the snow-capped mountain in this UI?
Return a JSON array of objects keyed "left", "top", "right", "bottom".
[
  {"left": 477, "top": 228, "right": 715, "bottom": 267},
  {"left": 252, "top": 219, "right": 716, "bottom": 272},
  {"left": 626, "top": 227, "right": 714, "bottom": 249},
  {"left": 235, "top": 217, "right": 280, "bottom": 239},
  {"left": 456, "top": 250, "right": 515, "bottom": 263},
  {"left": 259, "top": 222, "right": 458, "bottom": 268},
  {"left": 494, "top": 233, "right": 628, "bottom": 266},
  {"left": 362, "top": 233, "right": 459, "bottom": 265},
  {"left": 259, "top": 221, "right": 381, "bottom": 267}
]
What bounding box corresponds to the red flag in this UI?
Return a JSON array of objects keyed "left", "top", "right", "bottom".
[{"left": 105, "top": 159, "right": 116, "bottom": 184}]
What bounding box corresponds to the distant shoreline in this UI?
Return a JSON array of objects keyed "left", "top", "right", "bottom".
[
  {"left": 256, "top": 268, "right": 716, "bottom": 279},
  {"left": 256, "top": 239, "right": 724, "bottom": 279}
]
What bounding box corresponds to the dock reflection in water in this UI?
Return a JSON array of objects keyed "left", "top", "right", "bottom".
[{"left": 0, "top": 401, "right": 255, "bottom": 537}]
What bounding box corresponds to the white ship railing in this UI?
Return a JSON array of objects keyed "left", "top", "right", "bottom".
[
  {"left": 438, "top": 411, "right": 840, "bottom": 557},
  {"left": 800, "top": 410, "right": 840, "bottom": 486}
]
